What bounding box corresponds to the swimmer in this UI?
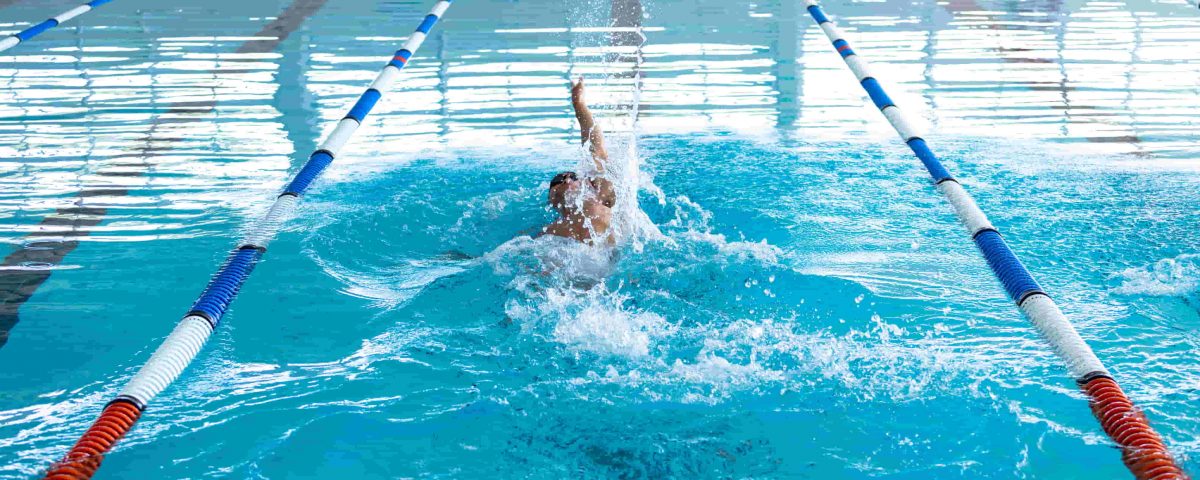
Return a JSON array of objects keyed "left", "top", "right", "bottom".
[{"left": 541, "top": 78, "right": 618, "bottom": 245}]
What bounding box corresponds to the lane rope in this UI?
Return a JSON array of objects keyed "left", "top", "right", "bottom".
[
  {"left": 41, "top": 1, "right": 452, "bottom": 478},
  {"left": 0, "top": 0, "right": 115, "bottom": 53},
  {"left": 800, "top": 2, "right": 1187, "bottom": 479}
]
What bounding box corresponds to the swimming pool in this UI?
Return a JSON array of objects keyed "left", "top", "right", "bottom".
[{"left": 1, "top": 0, "right": 1198, "bottom": 477}]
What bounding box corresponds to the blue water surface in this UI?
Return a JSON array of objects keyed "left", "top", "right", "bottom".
[{"left": 1, "top": 0, "right": 1198, "bottom": 478}]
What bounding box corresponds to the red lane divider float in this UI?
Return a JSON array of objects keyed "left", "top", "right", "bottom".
[
  {"left": 44, "top": 401, "right": 141, "bottom": 479},
  {"left": 1083, "top": 377, "right": 1184, "bottom": 480}
]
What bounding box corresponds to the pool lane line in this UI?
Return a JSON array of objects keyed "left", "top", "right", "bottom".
[
  {"left": 802, "top": 2, "right": 1186, "bottom": 479},
  {"left": 41, "top": 1, "right": 451, "bottom": 478},
  {"left": 0, "top": 0, "right": 329, "bottom": 351},
  {"left": 0, "top": 0, "right": 115, "bottom": 53}
]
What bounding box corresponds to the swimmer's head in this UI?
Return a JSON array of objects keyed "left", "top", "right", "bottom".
[{"left": 548, "top": 171, "right": 579, "bottom": 212}]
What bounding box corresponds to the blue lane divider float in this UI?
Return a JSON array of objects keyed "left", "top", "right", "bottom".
[
  {"left": 44, "top": 1, "right": 452, "bottom": 478},
  {"left": 0, "top": 0, "right": 115, "bottom": 53},
  {"left": 186, "top": 247, "right": 264, "bottom": 328},
  {"left": 801, "top": 3, "right": 1187, "bottom": 479}
]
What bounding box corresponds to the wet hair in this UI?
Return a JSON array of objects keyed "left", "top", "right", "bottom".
[
  {"left": 549, "top": 171, "right": 578, "bottom": 190},
  {"left": 547, "top": 171, "right": 577, "bottom": 209}
]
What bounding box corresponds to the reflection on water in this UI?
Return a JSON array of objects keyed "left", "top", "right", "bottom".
[{"left": 0, "top": 0, "right": 1196, "bottom": 244}]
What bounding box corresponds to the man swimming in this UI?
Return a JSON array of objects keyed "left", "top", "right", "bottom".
[{"left": 541, "top": 78, "right": 618, "bottom": 245}]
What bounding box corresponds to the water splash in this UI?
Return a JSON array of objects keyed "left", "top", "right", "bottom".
[{"left": 1112, "top": 254, "right": 1200, "bottom": 297}]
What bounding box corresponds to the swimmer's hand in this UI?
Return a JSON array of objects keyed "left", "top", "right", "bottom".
[
  {"left": 571, "top": 77, "right": 586, "bottom": 104},
  {"left": 570, "top": 77, "right": 607, "bottom": 164}
]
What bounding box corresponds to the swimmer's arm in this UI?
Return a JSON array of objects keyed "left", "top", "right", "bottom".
[{"left": 571, "top": 78, "right": 608, "bottom": 171}]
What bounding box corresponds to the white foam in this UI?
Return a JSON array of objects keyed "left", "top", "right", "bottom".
[
  {"left": 1113, "top": 253, "right": 1200, "bottom": 296},
  {"left": 670, "top": 353, "right": 781, "bottom": 387},
  {"left": 493, "top": 264, "right": 672, "bottom": 359},
  {"left": 551, "top": 295, "right": 670, "bottom": 358}
]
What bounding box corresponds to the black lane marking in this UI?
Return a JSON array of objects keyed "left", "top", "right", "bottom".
[{"left": 0, "top": 0, "right": 329, "bottom": 349}]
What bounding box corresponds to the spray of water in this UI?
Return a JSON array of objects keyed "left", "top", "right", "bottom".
[{"left": 568, "top": 0, "right": 660, "bottom": 247}]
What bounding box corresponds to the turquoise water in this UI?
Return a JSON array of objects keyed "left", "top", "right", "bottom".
[{"left": 2, "top": 0, "right": 1199, "bottom": 477}]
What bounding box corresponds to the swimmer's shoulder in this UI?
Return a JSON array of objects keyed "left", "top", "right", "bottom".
[{"left": 584, "top": 175, "right": 616, "bottom": 208}]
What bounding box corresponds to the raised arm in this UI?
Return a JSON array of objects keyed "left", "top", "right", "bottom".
[{"left": 571, "top": 78, "right": 608, "bottom": 171}]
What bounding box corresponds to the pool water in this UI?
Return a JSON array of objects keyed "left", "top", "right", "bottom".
[{"left": 1, "top": 0, "right": 1199, "bottom": 478}]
